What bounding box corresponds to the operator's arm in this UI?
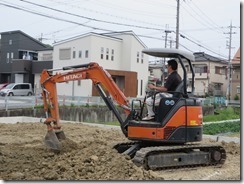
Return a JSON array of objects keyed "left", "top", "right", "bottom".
[
  {"left": 148, "top": 72, "right": 176, "bottom": 92},
  {"left": 148, "top": 83, "right": 167, "bottom": 92}
]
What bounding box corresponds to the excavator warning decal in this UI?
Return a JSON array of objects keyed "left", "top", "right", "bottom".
[{"left": 190, "top": 120, "right": 197, "bottom": 125}]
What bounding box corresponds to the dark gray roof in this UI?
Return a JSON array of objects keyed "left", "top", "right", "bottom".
[
  {"left": 36, "top": 47, "right": 53, "bottom": 51},
  {"left": 0, "top": 30, "right": 48, "bottom": 48},
  {"left": 194, "top": 52, "right": 228, "bottom": 64}
]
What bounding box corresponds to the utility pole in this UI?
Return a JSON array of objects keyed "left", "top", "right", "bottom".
[
  {"left": 224, "top": 21, "right": 236, "bottom": 101},
  {"left": 162, "top": 25, "right": 172, "bottom": 85},
  {"left": 176, "top": 0, "right": 180, "bottom": 49},
  {"left": 38, "top": 33, "right": 43, "bottom": 42},
  {"left": 165, "top": 30, "right": 172, "bottom": 48}
]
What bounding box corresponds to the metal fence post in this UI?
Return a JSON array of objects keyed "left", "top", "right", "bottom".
[{"left": 4, "top": 96, "right": 8, "bottom": 111}]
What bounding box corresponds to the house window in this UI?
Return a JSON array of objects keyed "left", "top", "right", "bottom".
[
  {"left": 185, "top": 65, "right": 190, "bottom": 72},
  {"left": 188, "top": 80, "right": 192, "bottom": 88},
  {"left": 42, "top": 53, "right": 52, "bottom": 60},
  {"left": 9, "top": 40, "right": 12, "bottom": 45},
  {"left": 106, "top": 48, "right": 109, "bottom": 60},
  {"left": 215, "top": 66, "right": 225, "bottom": 75},
  {"left": 111, "top": 49, "right": 114, "bottom": 61},
  {"left": 141, "top": 52, "right": 144, "bottom": 63},
  {"left": 137, "top": 51, "right": 139, "bottom": 63},
  {"left": 85, "top": 50, "right": 89, "bottom": 58},
  {"left": 10, "top": 52, "right": 14, "bottom": 63},
  {"left": 101, "top": 47, "right": 104, "bottom": 59},
  {"left": 194, "top": 64, "right": 207, "bottom": 73},
  {"left": 237, "top": 86, "right": 240, "bottom": 94},
  {"left": 78, "top": 80, "right": 81, "bottom": 86},
  {"left": 6, "top": 53, "right": 9, "bottom": 63},
  {"left": 73, "top": 51, "right": 76, "bottom": 59},
  {"left": 214, "top": 83, "right": 222, "bottom": 90},
  {"left": 215, "top": 67, "right": 220, "bottom": 74},
  {"left": 59, "top": 48, "right": 71, "bottom": 60},
  {"left": 78, "top": 51, "right": 82, "bottom": 58}
]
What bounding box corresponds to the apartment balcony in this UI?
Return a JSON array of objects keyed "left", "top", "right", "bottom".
[
  {"left": 213, "top": 90, "right": 224, "bottom": 96},
  {"left": 187, "top": 73, "right": 208, "bottom": 80},
  {"left": 194, "top": 72, "right": 208, "bottom": 79}
]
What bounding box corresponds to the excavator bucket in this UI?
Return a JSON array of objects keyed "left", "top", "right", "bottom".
[
  {"left": 55, "top": 130, "right": 66, "bottom": 140},
  {"left": 44, "top": 130, "right": 62, "bottom": 150}
]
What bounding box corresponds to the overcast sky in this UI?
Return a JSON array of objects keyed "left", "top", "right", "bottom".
[{"left": 0, "top": 0, "right": 241, "bottom": 60}]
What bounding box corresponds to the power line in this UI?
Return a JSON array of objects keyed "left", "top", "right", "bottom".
[
  {"left": 47, "top": 0, "right": 172, "bottom": 27},
  {"left": 0, "top": 0, "right": 236, "bottom": 59},
  {"left": 180, "top": 2, "right": 223, "bottom": 34},
  {"left": 183, "top": 0, "right": 224, "bottom": 34},
  {"left": 190, "top": 1, "right": 223, "bottom": 31},
  {"left": 19, "top": 0, "right": 165, "bottom": 31},
  {"left": 180, "top": 27, "right": 226, "bottom": 32},
  {"left": 175, "top": 0, "right": 228, "bottom": 57},
  {"left": 179, "top": 33, "right": 228, "bottom": 59},
  {"left": 0, "top": 1, "right": 113, "bottom": 31},
  {"left": 90, "top": 0, "right": 175, "bottom": 17}
]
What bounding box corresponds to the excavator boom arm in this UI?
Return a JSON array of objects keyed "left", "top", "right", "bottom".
[{"left": 40, "top": 62, "right": 131, "bottom": 129}]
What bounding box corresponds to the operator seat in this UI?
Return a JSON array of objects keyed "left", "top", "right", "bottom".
[
  {"left": 172, "top": 80, "right": 184, "bottom": 98},
  {"left": 156, "top": 80, "right": 185, "bottom": 122}
]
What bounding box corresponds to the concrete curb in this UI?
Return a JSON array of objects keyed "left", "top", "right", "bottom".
[
  {"left": 203, "top": 134, "right": 240, "bottom": 144},
  {"left": 0, "top": 116, "right": 240, "bottom": 144},
  {"left": 203, "top": 119, "right": 240, "bottom": 125}
]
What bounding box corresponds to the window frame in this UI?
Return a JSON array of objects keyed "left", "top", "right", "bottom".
[
  {"left": 85, "top": 50, "right": 89, "bottom": 58},
  {"left": 78, "top": 50, "right": 82, "bottom": 58}
]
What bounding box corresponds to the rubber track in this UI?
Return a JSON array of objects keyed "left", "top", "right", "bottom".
[{"left": 132, "top": 144, "right": 226, "bottom": 170}]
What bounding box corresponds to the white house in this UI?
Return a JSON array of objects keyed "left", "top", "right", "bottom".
[
  {"left": 52, "top": 31, "right": 149, "bottom": 98},
  {"left": 34, "top": 48, "right": 53, "bottom": 95}
]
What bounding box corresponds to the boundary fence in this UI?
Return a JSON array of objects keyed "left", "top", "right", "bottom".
[{"left": 0, "top": 95, "right": 240, "bottom": 111}]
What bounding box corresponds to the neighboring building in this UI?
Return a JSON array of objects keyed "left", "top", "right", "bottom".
[
  {"left": 231, "top": 48, "right": 240, "bottom": 100},
  {"left": 3, "top": 30, "right": 232, "bottom": 100},
  {"left": 179, "top": 52, "right": 228, "bottom": 97},
  {"left": 0, "top": 30, "right": 50, "bottom": 87},
  {"left": 33, "top": 48, "right": 53, "bottom": 94},
  {"left": 148, "top": 60, "right": 167, "bottom": 85},
  {"left": 52, "top": 31, "right": 148, "bottom": 98},
  {"left": 149, "top": 63, "right": 164, "bottom": 81}
]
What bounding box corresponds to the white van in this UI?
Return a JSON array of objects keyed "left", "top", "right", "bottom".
[{"left": 0, "top": 83, "right": 33, "bottom": 96}]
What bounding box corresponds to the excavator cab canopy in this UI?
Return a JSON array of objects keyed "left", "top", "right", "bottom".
[
  {"left": 142, "top": 48, "right": 195, "bottom": 61},
  {"left": 142, "top": 48, "right": 195, "bottom": 96}
]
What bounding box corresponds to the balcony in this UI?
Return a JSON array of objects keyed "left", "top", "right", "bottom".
[
  {"left": 213, "top": 90, "right": 224, "bottom": 96},
  {"left": 194, "top": 72, "right": 208, "bottom": 79}
]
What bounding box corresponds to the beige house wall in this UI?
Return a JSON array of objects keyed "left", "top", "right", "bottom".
[
  {"left": 230, "top": 48, "right": 240, "bottom": 100},
  {"left": 178, "top": 61, "right": 228, "bottom": 97}
]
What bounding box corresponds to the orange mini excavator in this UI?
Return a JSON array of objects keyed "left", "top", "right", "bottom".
[{"left": 40, "top": 48, "right": 226, "bottom": 170}]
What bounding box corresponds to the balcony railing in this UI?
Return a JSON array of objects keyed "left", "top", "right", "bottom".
[
  {"left": 194, "top": 72, "right": 208, "bottom": 79},
  {"left": 213, "top": 90, "right": 223, "bottom": 96}
]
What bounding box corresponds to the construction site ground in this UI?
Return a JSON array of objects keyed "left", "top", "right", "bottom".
[{"left": 0, "top": 117, "right": 241, "bottom": 181}]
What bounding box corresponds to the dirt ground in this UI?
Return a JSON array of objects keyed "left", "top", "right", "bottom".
[{"left": 0, "top": 122, "right": 241, "bottom": 181}]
